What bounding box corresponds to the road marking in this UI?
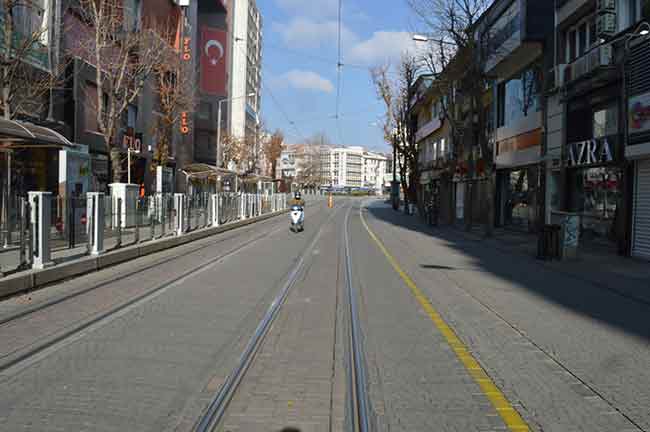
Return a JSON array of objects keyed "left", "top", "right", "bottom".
[{"left": 359, "top": 205, "right": 530, "bottom": 432}]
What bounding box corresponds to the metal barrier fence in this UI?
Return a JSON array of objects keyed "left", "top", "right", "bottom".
[{"left": 1, "top": 191, "right": 288, "bottom": 277}]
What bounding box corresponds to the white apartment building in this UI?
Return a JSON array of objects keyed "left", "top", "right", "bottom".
[
  {"left": 229, "top": 0, "right": 262, "bottom": 145},
  {"left": 363, "top": 151, "right": 388, "bottom": 191},
  {"left": 279, "top": 145, "right": 387, "bottom": 190}
]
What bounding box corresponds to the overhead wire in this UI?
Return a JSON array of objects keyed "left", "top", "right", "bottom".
[
  {"left": 232, "top": 38, "right": 306, "bottom": 141},
  {"left": 335, "top": 0, "right": 344, "bottom": 146}
]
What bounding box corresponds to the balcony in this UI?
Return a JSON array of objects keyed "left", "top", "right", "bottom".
[
  {"left": 562, "top": 43, "right": 614, "bottom": 86},
  {"left": 415, "top": 117, "right": 442, "bottom": 143},
  {"left": 556, "top": 0, "right": 592, "bottom": 26}
]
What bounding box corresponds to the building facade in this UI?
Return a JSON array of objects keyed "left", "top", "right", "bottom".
[
  {"left": 228, "top": 0, "right": 262, "bottom": 152},
  {"left": 362, "top": 151, "right": 388, "bottom": 191},
  {"left": 550, "top": 0, "right": 650, "bottom": 257}
]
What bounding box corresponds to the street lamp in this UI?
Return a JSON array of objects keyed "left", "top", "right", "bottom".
[
  {"left": 412, "top": 34, "right": 457, "bottom": 46},
  {"left": 216, "top": 92, "right": 256, "bottom": 168}
]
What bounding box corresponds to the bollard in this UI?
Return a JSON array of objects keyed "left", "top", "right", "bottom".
[
  {"left": 161, "top": 196, "right": 167, "bottom": 237},
  {"left": 210, "top": 194, "right": 220, "bottom": 227},
  {"left": 174, "top": 193, "right": 186, "bottom": 236},
  {"left": 87, "top": 193, "right": 105, "bottom": 255},
  {"left": 135, "top": 198, "right": 141, "bottom": 243},
  {"left": 18, "top": 198, "right": 26, "bottom": 268},
  {"left": 26, "top": 201, "right": 33, "bottom": 267},
  {"left": 28, "top": 191, "right": 53, "bottom": 269},
  {"left": 116, "top": 198, "right": 122, "bottom": 248}
]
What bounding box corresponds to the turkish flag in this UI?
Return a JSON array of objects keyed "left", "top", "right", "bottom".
[{"left": 200, "top": 27, "right": 227, "bottom": 96}]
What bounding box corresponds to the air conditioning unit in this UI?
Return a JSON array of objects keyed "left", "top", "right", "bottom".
[
  {"left": 597, "top": 0, "right": 616, "bottom": 13},
  {"left": 597, "top": 13, "right": 617, "bottom": 37},
  {"left": 587, "top": 43, "right": 613, "bottom": 70}
]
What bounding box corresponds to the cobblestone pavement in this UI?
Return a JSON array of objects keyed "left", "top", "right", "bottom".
[
  {"left": 360, "top": 200, "right": 650, "bottom": 432},
  {"left": 0, "top": 197, "right": 648, "bottom": 432}
]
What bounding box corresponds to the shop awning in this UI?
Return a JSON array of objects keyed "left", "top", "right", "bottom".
[
  {"left": 241, "top": 173, "right": 274, "bottom": 184},
  {"left": 180, "top": 163, "right": 238, "bottom": 180},
  {"left": 0, "top": 118, "right": 74, "bottom": 149}
]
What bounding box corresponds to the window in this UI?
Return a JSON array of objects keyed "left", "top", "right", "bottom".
[
  {"left": 127, "top": 105, "right": 138, "bottom": 128},
  {"left": 564, "top": 15, "right": 598, "bottom": 64},
  {"left": 497, "top": 64, "right": 541, "bottom": 128},
  {"left": 578, "top": 23, "right": 587, "bottom": 57},
  {"left": 198, "top": 102, "right": 211, "bottom": 120},
  {"left": 593, "top": 104, "right": 618, "bottom": 139},
  {"left": 84, "top": 82, "right": 106, "bottom": 132},
  {"left": 13, "top": 0, "right": 45, "bottom": 38}
]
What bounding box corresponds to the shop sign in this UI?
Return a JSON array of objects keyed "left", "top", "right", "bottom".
[
  {"left": 122, "top": 128, "right": 143, "bottom": 152},
  {"left": 629, "top": 92, "right": 650, "bottom": 134},
  {"left": 567, "top": 137, "right": 614, "bottom": 167},
  {"left": 182, "top": 37, "right": 191, "bottom": 61},
  {"left": 180, "top": 111, "right": 190, "bottom": 134}
]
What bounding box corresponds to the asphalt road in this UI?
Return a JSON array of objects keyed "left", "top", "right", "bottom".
[{"left": 0, "top": 197, "right": 648, "bottom": 432}]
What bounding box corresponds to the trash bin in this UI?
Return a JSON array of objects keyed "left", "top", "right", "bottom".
[
  {"left": 551, "top": 211, "right": 580, "bottom": 260},
  {"left": 537, "top": 224, "right": 561, "bottom": 260}
]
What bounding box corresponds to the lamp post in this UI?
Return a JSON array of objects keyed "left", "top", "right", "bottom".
[
  {"left": 412, "top": 34, "right": 457, "bottom": 46},
  {"left": 216, "top": 92, "right": 255, "bottom": 168}
]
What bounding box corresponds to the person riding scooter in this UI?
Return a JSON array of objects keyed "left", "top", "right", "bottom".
[
  {"left": 289, "top": 191, "right": 305, "bottom": 207},
  {"left": 289, "top": 191, "right": 305, "bottom": 232}
]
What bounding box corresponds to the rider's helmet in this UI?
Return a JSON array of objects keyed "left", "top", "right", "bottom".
[{"left": 294, "top": 191, "right": 302, "bottom": 200}]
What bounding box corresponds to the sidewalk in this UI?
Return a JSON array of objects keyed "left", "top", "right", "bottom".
[{"left": 408, "top": 210, "right": 650, "bottom": 305}]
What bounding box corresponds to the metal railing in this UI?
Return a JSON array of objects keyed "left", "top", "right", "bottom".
[{"left": 1, "top": 191, "right": 288, "bottom": 278}]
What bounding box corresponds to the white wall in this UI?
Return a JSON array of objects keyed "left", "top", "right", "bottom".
[{"left": 230, "top": 0, "right": 249, "bottom": 141}]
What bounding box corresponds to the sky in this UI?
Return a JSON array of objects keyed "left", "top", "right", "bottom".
[{"left": 257, "top": 0, "right": 421, "bottom": 153}]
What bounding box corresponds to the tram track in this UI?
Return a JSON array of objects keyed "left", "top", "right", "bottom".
[
  {"left": 343, "top": 204, "right": 372, "bottom": 432},
  {"left": 194, "top": 200, "right": 343, "bottom": 431},
  {"left": 193, "top": 200, "right": 373, "bottom": 432}
]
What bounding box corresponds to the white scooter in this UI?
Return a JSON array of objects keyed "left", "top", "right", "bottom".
[{"left": 290, "top": 205, "right": 304, "bottom": 232}]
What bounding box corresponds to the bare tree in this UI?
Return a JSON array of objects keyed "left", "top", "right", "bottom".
[
  {"left": 408, "top": 0, "right": 497, "bottom": 234},
  {"left": 1, "top": 0, "right": 64, "bottom": 121},
  {"left": 150, "top": 56, "right": 195, "bottom": 185},
  {"left": 219, "top": 130, "right": 244, "bottom": 170},
  {"left": 263, "top": 129, "right": 284, "bottom": 179},
  {"left": 371, "top": 55, "right": 420, "bottom": 206},
  {"left": 75, "top": 0, "right": 171, "bottom": 182}
]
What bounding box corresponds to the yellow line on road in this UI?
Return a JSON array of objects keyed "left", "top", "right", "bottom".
[{"left": 359, "top": 206, "right": 530, "bottom": 432}]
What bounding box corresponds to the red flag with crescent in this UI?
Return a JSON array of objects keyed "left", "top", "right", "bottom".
[{"left": 200, "top": 27, "right": 227, "bottom": 95}]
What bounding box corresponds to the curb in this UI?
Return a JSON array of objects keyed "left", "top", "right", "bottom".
[{"left": 0, "top": 209, "right": 289, "bottom": 299}]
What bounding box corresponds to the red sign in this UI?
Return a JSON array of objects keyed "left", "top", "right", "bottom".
[
  {"left": 180, "top": 111, "right": 190, "bottom": 134},
  {"left": 200, "top": 27, "right": 227, "bottom": 96},
  {"left": 182, "top": 37, "right": 191, "bottom": 61}
]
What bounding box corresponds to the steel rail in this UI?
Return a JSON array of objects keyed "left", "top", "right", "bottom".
[
  {"left": 344, "top": 203, "right": 372, "bottom": 432},
  {"left": 194, "top": 200, "right": 342, "bottom": 432}
]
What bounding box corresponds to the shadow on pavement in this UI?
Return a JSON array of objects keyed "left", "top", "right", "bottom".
[{"left": 364, "top": 203, "right": 650, "bottom": 342}]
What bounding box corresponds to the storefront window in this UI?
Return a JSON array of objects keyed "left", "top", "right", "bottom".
[
  {"left": 593, "top": 105, "right": 618, "bottom": 139},
  {"left": 502, "top": 167, "right": 538, "bottom": 230},
  {"left": 569, "top": 167, "right": 621, "bottom": 244},
  {"left": 497, "top": 65, "right": 541, "bottom": 128}
]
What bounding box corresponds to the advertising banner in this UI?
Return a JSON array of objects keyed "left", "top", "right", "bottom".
[{"left": 629, "top": 92, "right": 650, "bottom": 135}]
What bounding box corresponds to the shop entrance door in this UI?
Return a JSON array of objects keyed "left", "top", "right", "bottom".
[{"left": 633, "top": 159, "right": 650, "bottom": 259}]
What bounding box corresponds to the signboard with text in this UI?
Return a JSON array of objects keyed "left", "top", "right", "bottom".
[{"left": 566, "top": 136, "right": 616, "bottom": 167}]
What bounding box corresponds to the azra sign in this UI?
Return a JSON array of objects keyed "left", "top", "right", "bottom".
[{"left": 567, "top": 138, "right": 613, "bottom": 167}]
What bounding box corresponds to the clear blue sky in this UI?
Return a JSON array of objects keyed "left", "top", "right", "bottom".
[{"left": 257, "top": 0, "right": 419, "bottom": 153}]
